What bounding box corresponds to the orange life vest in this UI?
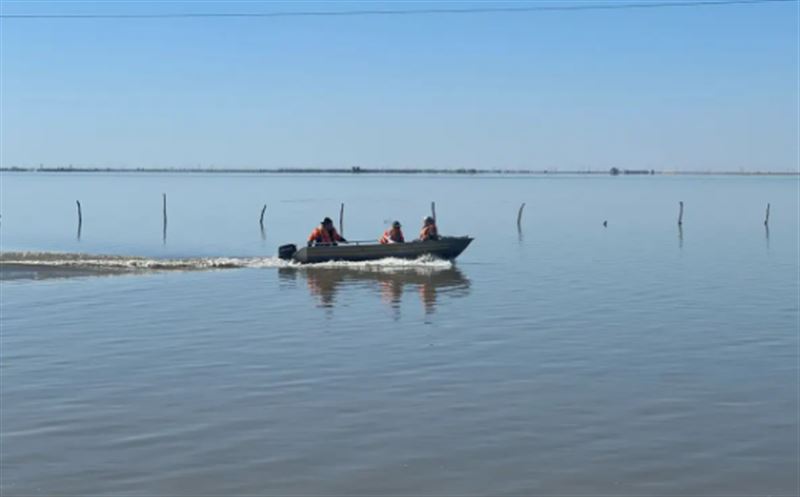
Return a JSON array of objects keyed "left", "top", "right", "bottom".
[
  {"left": 379, "top": 228, "right": 405, "bottom": 244},
  {"left": 309, "top": 226, "right": 342, "bottom": 245},
  {"left": 419, "top": 224, "right": 438, "bottom": 241}
]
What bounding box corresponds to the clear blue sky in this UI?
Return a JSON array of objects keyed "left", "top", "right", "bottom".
[{"left": 1, "top": 0, "right": 797, "bottom": 171}]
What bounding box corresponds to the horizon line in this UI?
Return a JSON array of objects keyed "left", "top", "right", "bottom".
[{"left": 1, "top": 166, "right": 797, "bottom": 176}]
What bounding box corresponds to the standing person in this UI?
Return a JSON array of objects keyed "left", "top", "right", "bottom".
[
  {"left": 419, "top": 216, "right": 440, "bottom": 241},
  {"left": 308, "top": 217, "right": 347, "bottom": 246},
  {"left": 379, "top": 221, "right": 405, "bottom": 244}
]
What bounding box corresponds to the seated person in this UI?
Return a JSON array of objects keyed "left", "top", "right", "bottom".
[
  {"left": 419, "top": 216, "right": 440, "bottom": 241},
  {"left": 379, "top": 221, "right": 405, "bottom": 244},
  {"left": 308, "top": 217, "right": 347, "bottom": 246}
]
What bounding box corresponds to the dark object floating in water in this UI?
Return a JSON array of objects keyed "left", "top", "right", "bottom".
[
  {"left": 603, "top": 220, "right": 608, "bottom": 227},
  {"left": 278, "top": 236, "right": 473, "bottom": 264}
]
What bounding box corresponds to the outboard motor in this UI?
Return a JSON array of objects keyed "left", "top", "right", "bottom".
[{"left": 278, "top": 244, "right": 297, "bottom": 261}]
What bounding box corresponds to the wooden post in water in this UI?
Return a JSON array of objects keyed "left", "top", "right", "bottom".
[
  {"left": 339, "top": 203, "right": 345, "bottom": 236},
  {"left": 764, "top": 203, "right": 770, "bottom": 226},
  {"left": 162, "top": 193, "right": 167, "bottom": 243},
  {"left": 76, "top": 200, "right": 82, "bottom": 240},
  {"left": 678, "top": 201, "right": 684, "bottom": 226},
  {"left": 431, "top": 201, "right": 437, "bottom": 223},
  {"left": 259, "top": 204, "right": 267, "bottom": 240},
  {"left": 517, "top": 203, "right": 526, "bottom": 229}
]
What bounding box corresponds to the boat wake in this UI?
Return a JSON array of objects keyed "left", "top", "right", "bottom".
[
  {"left": 0, "top": 251, "right": 287, "bottom": 269},
  {"left": 0, "top": 251, "right": 453, "bottom": 280},
  {"left": 299, "top": 255, "right": 452, "bottom": 271}
]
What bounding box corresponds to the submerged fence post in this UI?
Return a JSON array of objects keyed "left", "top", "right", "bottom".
[
  {"left": 431, "top": 201, "right": 436, "bottom": 223},
  {"left": 162, "top": 193, "right": 167, "bottom": 243},
  {"left": 517, "top": 203, "right": 525, "bottom": 229},
  {"left": 764, "top": 203, "right": 770, "bottom": 226},
  {"left": 76, "top": 200, "right": 82, "bottom": 240},
  {"left": 259, "top": 204, "right": 267, "bottom": 240},
  {"left": 339, "top": 202, "right": 345, "bottom": 236},
  {"left": 678, "top": 201, "right": 683, "bottom": 226}
]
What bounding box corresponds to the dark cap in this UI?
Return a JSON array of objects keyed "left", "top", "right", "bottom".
[
  {"left": 392, "top": 220, "right": 401, "bottom": 228},
  {"left": 322, "top": 217, "right": 333, "bottom": 225}
]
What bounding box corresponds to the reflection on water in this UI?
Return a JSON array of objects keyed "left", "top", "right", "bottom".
[{"left": 279, "top": 266, "right": 470, "bottom": 313}]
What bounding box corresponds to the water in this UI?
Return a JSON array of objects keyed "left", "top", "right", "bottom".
[{"left": 1, "top": 172, "right": 798, "bottom": 495}]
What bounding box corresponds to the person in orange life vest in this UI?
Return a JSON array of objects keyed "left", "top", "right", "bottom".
[
  {"left": 419, "top": 216, "right": 440, "bottom": 241},
  {"left": 307, "top": 217, "right": 347, "bottom": 247},
  {"left": 379, "top": 221, "right": 405, "bottom": 244}
]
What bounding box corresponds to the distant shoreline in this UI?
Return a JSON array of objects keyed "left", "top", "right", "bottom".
[{"left": 1, "top": 167, "right": 797, "bottom": 176}]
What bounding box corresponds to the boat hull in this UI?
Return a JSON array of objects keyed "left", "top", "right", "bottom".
[{"left": 290, "top": 236, "right": 473, "bottom": 264}]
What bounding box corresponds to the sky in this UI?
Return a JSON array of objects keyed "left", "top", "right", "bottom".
[{"left": 1, "top": 0, "right": 798, "bottom": 171}]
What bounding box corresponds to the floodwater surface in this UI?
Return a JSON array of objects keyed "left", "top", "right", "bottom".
[{"left": 1, "top": 172, "right": 798, "bottom": 495}]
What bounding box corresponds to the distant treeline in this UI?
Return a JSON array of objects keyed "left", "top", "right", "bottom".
[{"left": 0, "top": 166, "right": 796, "bottom": 176}]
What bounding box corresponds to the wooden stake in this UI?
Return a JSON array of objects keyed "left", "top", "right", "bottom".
[
  {"left": 764, "top": 203, "right": 770, "bottom": 226},
  {"left": 339, "top": 202, "right": 344, "bottom": 236},
  {"left": 259, "top": 204, "right": 267, "bottom": 227},
  {"left": 431, "top": 201, "right": 437, "bottom": 223},
  {"left": 76, "top": 200, "right": 82, "bottom": 240},
  {"left": 678, "top": 201, "right": 683, "bottom": 226},
  {"left": 517, "top": 203, "right": 526, "bottom": 228},
  {"left": 162, "top": 193, "right": 167, "bottom": 242}
]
